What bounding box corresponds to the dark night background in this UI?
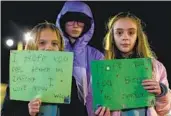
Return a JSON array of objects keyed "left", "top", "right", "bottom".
[{"left": 1, "top": 1, "right": 171, "bottom": 87}]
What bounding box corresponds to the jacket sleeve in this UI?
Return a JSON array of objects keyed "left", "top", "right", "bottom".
[
  {"left": 86, "top": 48, "right": 104, "bottom": 116},
  {"left": 1, "top": 85, "right": 14, "bottom": 116},
  {"left": 153, "top": 59, "right": 171, "bottom": 116},
  {"left": 1, "top": 85, "right": 30, "bottom": 116},
  {"left": 94, "top": 49, "right": 104, "bottom": 60},
  {"left": 86, "top": 76, "right": 95, "bottom": 116}
]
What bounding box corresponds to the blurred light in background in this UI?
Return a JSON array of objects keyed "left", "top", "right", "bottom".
[
  {"left": 6, "top": 39, "right": 14, "bottom": 47},
  {"left": 24, "top": 32, "right": 32, "bottom": 42}
]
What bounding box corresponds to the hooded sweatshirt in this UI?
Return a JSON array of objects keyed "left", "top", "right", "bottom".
[{"left": 56, "top": 1, "right": 104, "bottom": 115}]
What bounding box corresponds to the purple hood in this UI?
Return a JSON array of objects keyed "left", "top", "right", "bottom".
[
  {"left": 56, "top": 1, "right": 104, "bottom": 115},
  {"left": 56, "top": 1, "right": 94, "bottom": 54}
]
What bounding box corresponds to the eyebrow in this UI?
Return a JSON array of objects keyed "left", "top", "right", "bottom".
[
  {"left": 38, "top": 39, "right": 60, "bottom": 44},
  {"left": 114, "top": 28, "right": 136, "bottom": 31},
  {"left": 52, "top": 40, "right": 59, "bottom": 42}
]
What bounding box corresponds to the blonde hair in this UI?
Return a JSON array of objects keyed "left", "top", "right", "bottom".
[
  {"left": 103, "top": 12, "right": 156, "bottom": 59},
  {"left": 25, "top": 21, "right": 64, "bottom": 51}
]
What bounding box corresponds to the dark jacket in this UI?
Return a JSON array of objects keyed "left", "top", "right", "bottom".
[
  {"left": 1, "top": 77, "right": 88, "bottom": 116},
  {"left": 1, "top": 85, "right": 30, "bottom": 116}
]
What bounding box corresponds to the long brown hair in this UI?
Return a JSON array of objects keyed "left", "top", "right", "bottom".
[{"left": 103, "top": 12, "right": 156, "bottom": 59}]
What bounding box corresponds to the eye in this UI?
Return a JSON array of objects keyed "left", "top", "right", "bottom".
[
  {"left": 116, "top": 31, "right": 123, "bottom": 36},
  {"left": 128, "top": 31, "right": 135, "bottom": 36},
  {"left": 39, "top": 41, "right": 45, "bottom": 45},
  {"left": 78, "top": 22, "right": 85, "bottom": 27},
  {"left": 52, "top": 42, "right": 58, "bottom": 46},
  {"left": 67, "top": 21, "right": 74, "bottom": 25}
]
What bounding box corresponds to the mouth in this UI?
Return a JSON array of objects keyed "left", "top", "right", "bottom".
[
  {"left": 71, "top": 30, "right": 79, "bottom": 34},
  {"left": 121, "top": 44, "right": 130, "bottom": 47}
]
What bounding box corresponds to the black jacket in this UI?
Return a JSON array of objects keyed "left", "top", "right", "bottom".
[{"left": 1, "top": 77, "right": 88, "bottom": 116}]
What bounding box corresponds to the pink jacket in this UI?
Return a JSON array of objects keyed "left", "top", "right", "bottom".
[{"left": 86, "top": 59, "right": 170, "bottom": 116}]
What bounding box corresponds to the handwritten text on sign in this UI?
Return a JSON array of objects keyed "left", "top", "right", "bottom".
[
  {"left": 10, "top": 50, "right": 73, "bottom": 104},
  {"left": 91, "top": 58, "right": 155, "bottom": 110}
]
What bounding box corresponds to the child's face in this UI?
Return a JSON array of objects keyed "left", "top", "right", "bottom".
[
  {"left": 65, "top": 21, "right": 84, "bottom": 38},
  {"left": 113, "top": 18, "right": 137, "bottom": 54},
  {"left": 37, "top": 28, "right": 60, "bottom": 51}
]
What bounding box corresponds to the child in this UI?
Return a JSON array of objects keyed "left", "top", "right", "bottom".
[
  {"left": 1, "top": 22, "right": 64, "bottom": 116},
  {"left": 56, "top": 1, "right": 104, "bottom": 116},
  {"left": 94, "top": 12, "right": 170, "bottom": 116}
]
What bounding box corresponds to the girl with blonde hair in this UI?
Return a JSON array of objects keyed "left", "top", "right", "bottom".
[
  {"left": 1, "top": 21, "right": 64, "bottom": 116},
  {"left": 95, "top": 12, "right": 170, "bottom": 116}
]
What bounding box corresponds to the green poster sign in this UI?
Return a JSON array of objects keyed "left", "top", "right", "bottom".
[
  {"left": 91, "top": 58, "right": 155, "bottom": 111},
  {"left": 10, "top": 50, "right": 73, "bottom": 104}
]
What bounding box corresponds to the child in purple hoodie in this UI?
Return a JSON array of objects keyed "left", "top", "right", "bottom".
[{"left": 56, "top": 1, "right": 104, "bottom": 116}]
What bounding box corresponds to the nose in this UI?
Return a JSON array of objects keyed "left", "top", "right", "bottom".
[
  {"left": 45, "top": 48, "right": 53, "bottom": 51},
  {"left": 45, "top": 45, "right": 53, "bottom": 51},
  {"left": 122, "top": 32, "right": 129, "bottom": 41},
  {"left": 73, "top": 21, "right": 79, "bottom": 27}
]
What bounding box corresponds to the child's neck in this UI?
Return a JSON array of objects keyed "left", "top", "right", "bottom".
[
  {"left": 121, "top": 51, "right": 134, "bottom": 58},
  {"left": 69, "top": 37, "right": 76, "bottom": 44}
]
